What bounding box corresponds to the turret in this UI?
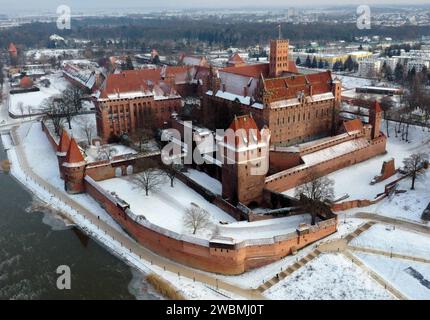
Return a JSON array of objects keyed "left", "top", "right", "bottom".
[
  {"left": 220, "top": 114, "right": 271, "bottom": 206},
  {"left": 62, "top": 138, "right": 86, "bottom": 194},
  {"left": 269, "top": 39, "right": 290, "bottom": 78},
  {"left": 56, "top": 129, "right": 71, "bottom": 179},
  {"left": 369, "top": 101, "right": 382, "bottom": 140}
]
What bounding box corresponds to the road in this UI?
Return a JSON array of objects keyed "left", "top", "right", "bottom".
[
  {"left": 354, "top": 212, "right": 430, "bottom": 235},
  {"left": 9, "top": 125, "right": 263, "bottom": 300}
]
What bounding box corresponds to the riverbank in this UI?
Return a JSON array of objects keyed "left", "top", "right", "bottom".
[{"left": 1, "top": 126, "right": 242, "bottom": 300}]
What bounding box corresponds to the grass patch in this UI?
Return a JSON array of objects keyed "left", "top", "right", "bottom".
[
  {"left": 146, "top": 273, "right": 186, "bottom": 300},
  {"left": 1, "top": 160, "right": 11, "bottom": 173}
]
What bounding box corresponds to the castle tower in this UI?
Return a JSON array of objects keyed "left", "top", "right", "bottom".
[
  {"left": 369, "top": 101, "right": 383, "bottom": 140},
  {"left": 332, "top": 76, "right": 342, "bottom": 105},
  {"left": 220, "top": 114, "right": 271, "bottom": 207},
  {"left": 56, "top": 129, "right": 71, "bottom": 179},
  {"left": 8, "top": 43, "right": 17, "bottom": 57},
  {"left": 269, "top": 39, "right": 290, "bottom": 78},
  {"left": 62, "top": 138, "right": 86, "bottom": 194},
  {"left": 331, "top": 76, "right": 342, "bottom": 135},
  {"left": 8, "top": 43, "right": 18, "bottom": 66}
]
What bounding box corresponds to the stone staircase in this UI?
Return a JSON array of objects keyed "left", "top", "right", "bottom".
[
  {"left": 257, "top": 249, "right": 322, "bottom": 292},
  {"left": 344, "top": 221, "right": 377, "bottom": 242}
]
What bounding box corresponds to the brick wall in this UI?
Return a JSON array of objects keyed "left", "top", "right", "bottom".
[
  {"left": 266, "top": 137, "right": 387, "bottom": 193},
  {"left": 85, "top": 176, "right": 337, "bottom": 275},
  {"left": 41, "top": 120, "right": 59, "bottom": 151}
]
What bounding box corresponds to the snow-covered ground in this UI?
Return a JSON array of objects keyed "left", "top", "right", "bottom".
[
  {"left": 218, "top": 214, "right": 311, "bottom": 241},
  {"left": 26, "top": 49, "right": 82, "bottom": 61},
  {"left": 284, "top": 123, "right": 430, "bottom": 224},
  {"left": 44, "top": 114, "right": 136, "bottom": 162},
  {"left": 98, "top": 175, "right": 237, "bottom": 239},
  {"left": 63, "top": 113, "right": 97, "bottom": 144},
  {"left": 350, "top": 224, "right": 430, "bottom": 260},
  {"left": 85, "top": 144, "right": 137, "bottom": 162},
  {"left": 13, "top": 122, "right": 125, "bottom": 232},
  {"left": 335, "top": 75, "right": 374, "bottom": 90},
  {"left": 265, "top": 253, "right": 393, "bottom": 300},
  {"left": 2, "top": 125, "right": 243, "bottom": 300},
  {"left": 355, "top": 253, "right": 430, "bottom": 300},
  {"left": 210, "top": 217, "right": 365, "bottom": 289},
  {"left": 183, "top": 169, "right": 222, "bottom": 195},
  {"left": 9, "top": 73, "right": 69, "bottom": 116},
  {"left": 5, "top": 119, "right": 430, "bottom": 300}
]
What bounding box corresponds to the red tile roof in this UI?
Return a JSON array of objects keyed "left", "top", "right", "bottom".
[
  {"left": 287, "top": 60, "right": 298, "bottom": 73},
  {"left": 225, "top": 114, "right": 261, "bottom": 147},
  {"left": 221, "top": 63, "right": 270, "bottom": 78},
  {"left": 57, "top": 130, "right": 71, "bottom": 154},
  {"left": 228, "top": 53, "right": 245, "bottom": 65},
  {"left": 65, "top": 138, "right": 84, "bottom": 164},
  {"left": 342, "top": 118, "right": 363, "bottom": 134},
  {"left": 373, "top": 101, "right": 382, "bottom": 113},
  {"left": 100, "top": 67, "right": 192, "bottom": 98},
  {"left": 19, "top": 76, "right": 33, "bottom": 88},
  {"left": 263, "top": 70, "right": 332, "bottom": 101}
]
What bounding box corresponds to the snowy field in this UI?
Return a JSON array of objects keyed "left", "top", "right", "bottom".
[
  {"left": 355, "top": 253, "right": 430, "bottom": 300},
  {"left": 9, "top": 73, "right": 69, "bottom": 116},
  {"left": 350, "top": 224, "right": 430, "bottom": 260},
  {"left": 98, "top": 175, "right": 237, "bottom": 239},
  {"left": 265, "top": 253, "right": 393, "bottom": 300},
  {"left": 183, "top": 169, "right": 222, "bottom": 195}
]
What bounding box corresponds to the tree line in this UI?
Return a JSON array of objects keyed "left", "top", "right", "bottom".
[{"left": 2, "top": 17, "right": 430, "bottom": 51}]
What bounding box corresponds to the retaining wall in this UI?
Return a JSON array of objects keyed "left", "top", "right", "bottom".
[{"left": 84, "top": 175, "right": 337, "bottom": 275}]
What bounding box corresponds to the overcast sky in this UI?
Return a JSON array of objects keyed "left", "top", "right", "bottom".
[{"left": 1, "top": 0, "right": 430, "bottom": 14}]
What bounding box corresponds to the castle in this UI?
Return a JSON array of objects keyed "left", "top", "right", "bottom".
[
  {"left": 60, "top": 38, "right": 387, "bottom": 207},
  {"left": 39, "top": 38, "right": 388, "bottom": 274}
]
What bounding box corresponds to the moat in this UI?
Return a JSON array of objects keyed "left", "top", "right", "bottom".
[{"left": 0, "top": 139, "right": 160, "bottom": 300}]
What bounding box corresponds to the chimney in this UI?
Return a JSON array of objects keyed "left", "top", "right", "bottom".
[
  {"left": 222, "top": 83, "right": 226, "bottom": 92},
  {"left": 243, "top": 86, "right": 248, "bottom": 97}
]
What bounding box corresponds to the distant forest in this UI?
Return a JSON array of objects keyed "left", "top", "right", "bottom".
[{"left": 2, "top": 16, "right": 430, "bottom": 50}]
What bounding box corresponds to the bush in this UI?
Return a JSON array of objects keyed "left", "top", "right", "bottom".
[
  {"left": 146, "top": 273, "right": 185, "bottom": 300},
  {"left": 1, "top": 160, "right": 11, "bottom": 173}
]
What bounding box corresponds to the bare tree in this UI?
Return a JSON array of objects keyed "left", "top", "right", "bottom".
[
  {"left": 183, "top": 205, "right": 211, "bottom": 235},
  {"left": 62, "top": 85, "right": 83, "bottom": 113},
  {"left": 295, "top": 171, "right": 335, "bottom": 225},
  {"left": 97, "top": 145, "right": 118, "bottom": 161},
  {"left": 79, "top": 116, "right": 95, "bottom": 145},
  {"left": 44, "top": 98, "right": 64, "bottom": 137},
  {"left": 131, "top": 127, "right": 153, "bottom": 152},
  {"left": 57, "top": 96, "right": 75, "bottom": 130},
  {"left": 164, "top": 163, "right": 183, "bottom": 187},
  {"left": 295, "top": 172, "right": 335, "bottom": 203},
  {"left": 402, "top": 153, "right": 429, "bottom": 190},
  {"left": 131, "top": 160, "right": 164, "bottom": 196}
]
